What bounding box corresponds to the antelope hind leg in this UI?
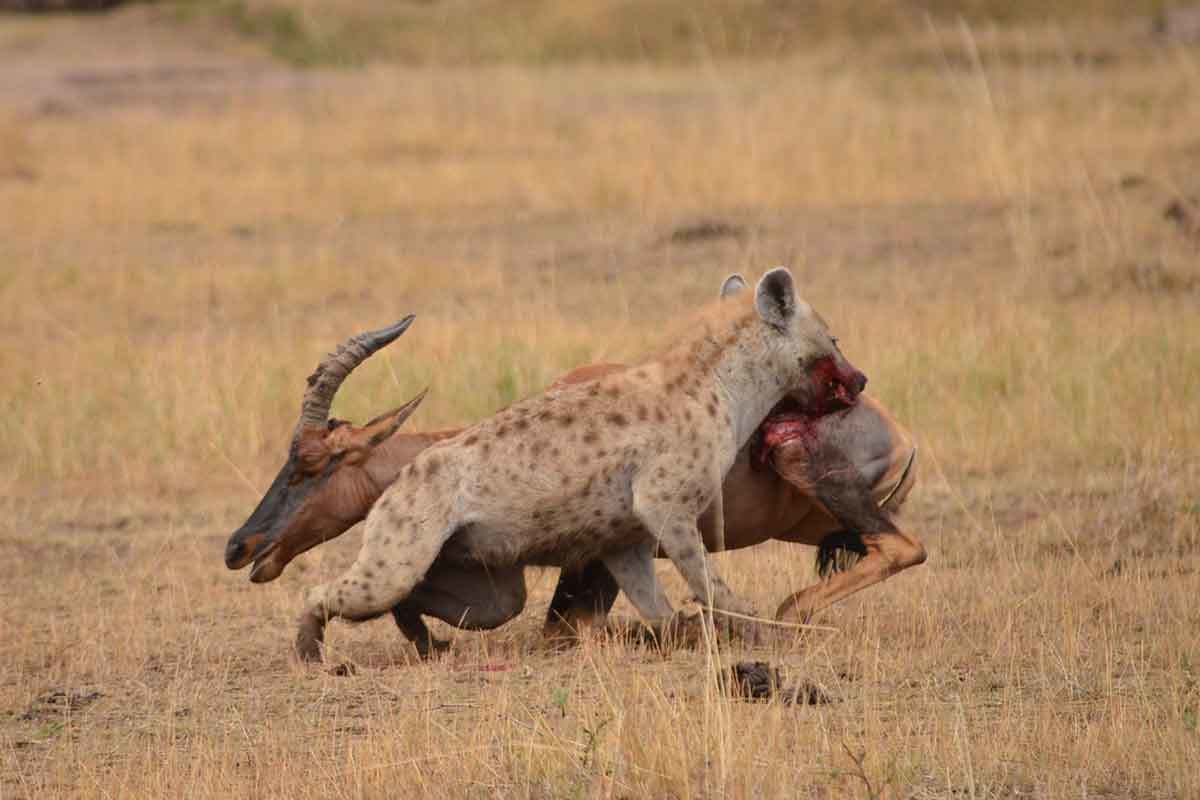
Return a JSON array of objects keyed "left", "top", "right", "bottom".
[
  {"left": 390, "top": 603, "right": 449, "bottom": 659},
  {"left": 387, "top": 561, "right": 528, "bottom": 658},
  {"left": 543, "top": 561, "right": 621, "bottom": 640}
]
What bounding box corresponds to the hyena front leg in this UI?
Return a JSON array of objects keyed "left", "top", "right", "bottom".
[
  {"left": 600, "top": 540, "right": 675, "bottom": 623},
  {"left": 601, "top": 540, "right": 723, "bottom": 648},
  {"left": 631, "top": 470, "right": 758, "bottom": 641},
  {"left": 295, "top": 493, "right": 457, "bottom": 662}
]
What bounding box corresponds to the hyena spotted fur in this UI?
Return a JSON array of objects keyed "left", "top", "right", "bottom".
[{"left": 295, "top": 268, "right": 867, "bottom": 660}]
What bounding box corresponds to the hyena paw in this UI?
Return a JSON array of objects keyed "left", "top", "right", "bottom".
[
  {"left": 295, "top": 615, "right": 326, "bottom": 663},
  {"left": 724, "top": 614, "right": 766, "bottom": 647},
  {"left": 655, "top": 609, "right": 710, "bottom": 649}
]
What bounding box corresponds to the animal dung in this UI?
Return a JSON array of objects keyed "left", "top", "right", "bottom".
[{"left": 720, "top": 661, "right": 836, "bottom": 706}]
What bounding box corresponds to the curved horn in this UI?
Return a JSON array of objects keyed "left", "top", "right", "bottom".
[{"left": 296, "top": 314, "right": 416, "bottom": 433}]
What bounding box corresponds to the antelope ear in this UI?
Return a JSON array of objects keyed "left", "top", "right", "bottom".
[
  {"left": 719, "top": 274, "right": 748, "bottom": 299},
  {"left": 363, "top": 387, "right": 429, "bottom": 447},
  {"left": 755, "top": 267, "right": 797, "bottom": 329}
]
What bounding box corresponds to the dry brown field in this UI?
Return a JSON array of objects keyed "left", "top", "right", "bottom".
[{"left": 1, "top": 5, "right": 1199, "bottom": 798}]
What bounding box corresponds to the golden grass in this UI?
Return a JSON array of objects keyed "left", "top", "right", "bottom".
[
  {"left": 174, "top": 0, "right": 1173, "bottom": 66},
  {"left": 2, "top": 15, "right": 1199, "bottom": 799}
]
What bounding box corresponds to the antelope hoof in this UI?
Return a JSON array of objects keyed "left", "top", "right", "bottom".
[
  {"left": 773, "top": 596, "right": 813, "bottom": 626},
  {"left": 416, "top": 637, "right": 451, "bottom": 660}
]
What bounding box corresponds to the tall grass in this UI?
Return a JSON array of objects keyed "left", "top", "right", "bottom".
[{"left": 2, "top": 24, "right": 1197, "bottom": 511}]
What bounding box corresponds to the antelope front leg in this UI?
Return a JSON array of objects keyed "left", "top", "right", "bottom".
[
  {"left": 775, "top": 526, "right": 926, "bottom": 622},
  {"left": 771, "top": 439, "right": 926, "bottom": 623}
]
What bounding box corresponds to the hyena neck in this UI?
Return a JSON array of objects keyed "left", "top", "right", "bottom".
[
  {"left": 711, "top": 339, "right": 790, "bottom": 453},
  {"left": 660, "top": 318, "right": 791, "bottom": 458}
]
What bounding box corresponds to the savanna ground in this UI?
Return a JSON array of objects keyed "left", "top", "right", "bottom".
[{"left": 2, "top": 2, "right": 1199, "bottom": 797}]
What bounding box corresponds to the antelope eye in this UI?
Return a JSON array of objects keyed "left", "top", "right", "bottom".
[{"left": 831, "top": 336, "right": 840, "bottom": 346}]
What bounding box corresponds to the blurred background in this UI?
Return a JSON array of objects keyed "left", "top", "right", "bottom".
[
  {"left": 2, "top": 0, "right": 1197, "bottom": 513},
  {"left": 2, "top": 4, "right": 1198, "bottom": 796}
]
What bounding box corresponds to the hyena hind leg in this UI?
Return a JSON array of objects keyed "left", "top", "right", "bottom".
[{"left": 295, "top": 510, "right": 458, "bottom": 662}]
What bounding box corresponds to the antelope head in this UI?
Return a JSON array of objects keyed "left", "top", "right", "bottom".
[{"left": 223, "top": 316, "right": 426, "bottom": 583}]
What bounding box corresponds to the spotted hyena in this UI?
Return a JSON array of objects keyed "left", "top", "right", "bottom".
[{"left": 294, "top": 268, "right": 867, "bottom": 660}]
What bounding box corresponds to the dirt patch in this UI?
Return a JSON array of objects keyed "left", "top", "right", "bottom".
[
  {"left": 0, "top": 4, "right": 314, "bottom": 115},
  {"left": 1164, "top": 197, "right": 1200, "bottom": 243},
  {"left": 665, "top": 219, "right": 747, "bottom": 246},
  {"left": 19, "top": 688, "right": 104, "bottom": 721}
]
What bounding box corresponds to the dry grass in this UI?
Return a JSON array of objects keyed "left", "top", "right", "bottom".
[
  {"left": 2, "top": 10, "right": 1199, "bottom": 799},
  {"left": 170, "top": 0, "right": 1177, "bottom": 66}
]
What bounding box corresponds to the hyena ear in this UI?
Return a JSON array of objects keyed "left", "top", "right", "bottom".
[
  {"left": 719, "top": 274, "right": 748, "bottom": 299},
  {"left": 755, "top": 267, "right": 797, "bottom": 329}
]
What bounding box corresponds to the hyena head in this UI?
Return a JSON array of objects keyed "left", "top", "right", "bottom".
[{"left": 723, "top": 268, "right": 867, "bottom": 415}]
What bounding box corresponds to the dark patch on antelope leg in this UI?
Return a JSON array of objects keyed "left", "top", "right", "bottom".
[
  {"left": 789, "top": 431, "right": 899, "bottom": 538},
  {"left": 390, "top": 603, "right": 448, "bottom": 659},
  {"left": 807, "top": 454, "right": 898, "bottom": 579},
  {"left": 775, "top": 451, "right": 925, "bottom": 623},
  {"left": 544, "top": 561, "right": 621, "bottom": 638},
  {"left": 812, "top": 469, "right": 898, "bottom": 537},
  {"left": 815, "top": 529, "right": 868, "bottom": 578}
]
